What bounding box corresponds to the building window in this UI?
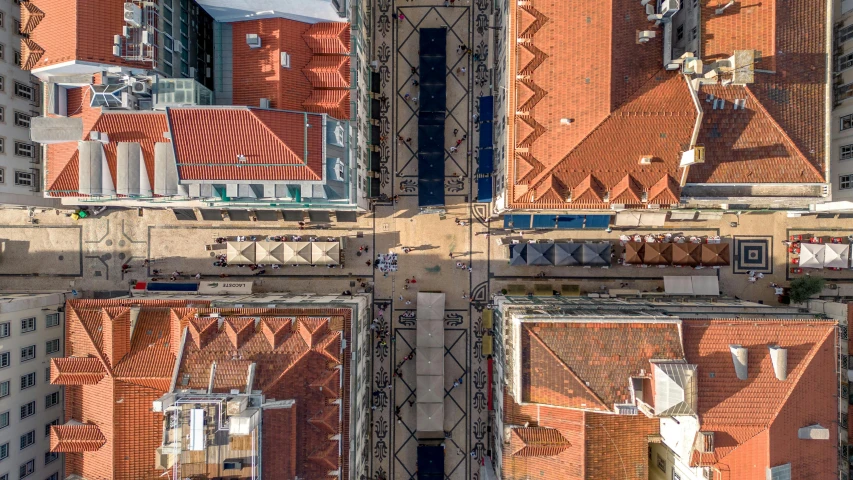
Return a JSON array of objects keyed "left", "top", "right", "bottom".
[
  {"left": 43, "top": 368, "right": 48, "bottom": 383},
  {"left": 0, "top": 76, "right": 5, "bottom": 92},
  {"left": 0, "top": 443, "right": 7, "bottom": 461},
  {"left": 44, "top": 419, "right": 58, "bottom": 437},
  {"left": 13, "top": 171, "right": 32, "bottom": 187},
  {"left": 0, "top": 353, "right": 9, "bottom": 369},
  {"left": 676, "top": 25, "right": 684, "bottom": 41},
  {"left": 44, "top": 453, "right": 58, "bottom": 466},
  {"left": 12, "top": 82, "right": 33, "bottom": 101},
  {"left": 842, "top": 174, "right": 853, "bottom": 190},
  {"left": 18, "top": 459, "right": 33, "bottom": 478},
  {"left": 19, "top": 373, "right": 35, "bottom": 390},
  {"left": 18, "top": 431, "right": 34, "bottom": 450},
  {"left": 0, "top": 322, "right": 8, "bottom": 338},
  {"left": 45, "top": 314, "right": 59, "bottom": 328},
  {"left": 0, "top": 168, "right": 4, "bottom": 184},
  {"left": 0, "top": 44, "right": 5, "bottom": 61},
  {"left": 45, "top": 339, "right": 59, "bottom": 355},
  {"left": 673, "top": 471, "right": 682, "bottom": 480},
  {"left": 13, "top": 143, "right": 33, "bottom": 158},
  {"left": 841, "top": 24, "right": 853, "bottom": 44},
  {"left": 691, "top": 26, "right": 697, "bottom": 41},
  {"left": 0, "top": 411, "right": 8, "bottom": 429},
  {"left": 0, "top": 138, "right": 6, "bottom": 155},
  {"left": 656, "top": 454, "right": 666, "bottom": 472},
  {"left": 0, "top": 12, "right": 4, "bottom": 29},
  {"left": 44, "top": 474, "right": 57, "bottom": 480},
  {"left": 12, "top": 51, "right": 18, "bottom": 67},
  {"left": 19, "top": 402, "right": 34, "bottom": 420},
  {"left": 843, "top": 114, "right": 853, "bottom": 131},
  {"left": 843, "top": 144, "right": 853, "bottom": 161},
  {"left": 0, "top": 381, "right": 9, "bottom": 398},
  {"left": 840, "top": 52, "right": 853, "bottom": 72},
  {"left": 19, "top": 346, "right": 34, "bottom": 362},
  {"left": 20, "top": 318, "right": 34, "bottom": 333},
  {"left": 44, "top": 392, "right": 59, "bottom": 409},
  {"left": 12, "top": 112, "right": 28, "bottom": 128}
]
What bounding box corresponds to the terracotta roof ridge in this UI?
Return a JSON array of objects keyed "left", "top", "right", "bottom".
[
  {"left": 525, "top": 326, "right": 608, "bottom": 409},
  {"left": 73, "top": 307, "right": 113, "bottom": 374},
  {"left": 742, "top": 86, "right": 824, "bottom": 181}
]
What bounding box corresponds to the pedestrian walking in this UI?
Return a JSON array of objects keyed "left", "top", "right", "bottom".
[
  {"left": 450, "top": 146, "right": 458, "bottom": 153},
  {"left": 412, "top": 79, "right": 419, "bottom": 86},
  {"left": 460, "top": 66, "right": 466, "bottom": 74},
  {"left": 453, "top": 128, "right": 459, "bottom": 137},
  {"left": 406, "top": 137, "right": 412, "bottom": 144},
  {"left": 412, "top": 96, "right": 418, "bottom": 104},
  {"left": 456, "top": 139, "right": 463, "bottom": 146},
  {"left": 410, "top": 276, "right": 416, "bottom": 284},
  {"left": 404, "top": 93, "right": 411, "bottom": 101},
  {"left": 194, "top": 273, "right": 201, "bottom": 279}
]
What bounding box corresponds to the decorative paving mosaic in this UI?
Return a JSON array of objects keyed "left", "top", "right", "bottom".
[{"left": 733, "top": 237, "right": 772, "bottom": 274}]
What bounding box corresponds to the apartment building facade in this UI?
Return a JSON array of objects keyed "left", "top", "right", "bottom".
[
  {"left": 827, "top": 2, "right": 853, "bottom": 211},
  {"left": 0, "top": 2, "right": 54, "bottom": 208},
  {"left": 0, "top": 293, "right": 67, "bottom": 480}
]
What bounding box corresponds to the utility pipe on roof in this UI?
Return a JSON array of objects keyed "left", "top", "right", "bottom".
[{"left": 680, "top": 74, "right": 705, "bottom": 187}]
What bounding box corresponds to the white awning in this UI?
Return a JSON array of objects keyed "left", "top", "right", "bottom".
[
  {"left": 416, "top": 320, "right": 444, "bottom": 348},
  {"left": 799, "top": 243, "right": 825, "bottom": 269},
  {"left": 416, "top": 347, "right": 444, "bottom": 376},
  {"left": 417, "top": 292, "right": 445, "bottom": 321},
  {"left": 256, "top": 240, "right": 285, "bottom": 265},
  {"left": 663, "top": 276, "right": 719, "bottom": 295},
  {"left": 825, "top": 243, "right": 850, "bottom": 269},
  {"left": 226, "top": 241, "right": 256, "bottom": 265},
  {"left": 417, "top": 375, "right": 444, "bottom": 403},
  {"left": 311, "top": 242, "right": 340, "bottom": 265},
  {"left": 663, "top": 276, "right": 694, "bottom": 295},
  {"left": 416, "top": 402, "right": 444, "bottom": 435},
  {"left": 691, "top": 276, "right": 720, "bottom": 295},
  {"left": 614, "top": 211, "right": 667, "bottom": 227},
  {"left": 154, "top": 142, "right": 178, "bottom": 196},
  {"left": 281, "top": 242, "right": 312, "bottom": 264},
  {"left": 78, "top": 141, "right": 114, "bottom": 196}
]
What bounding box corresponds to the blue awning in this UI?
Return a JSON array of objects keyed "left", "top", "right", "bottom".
[
  {"left": 146, "top": 282, "right": 199, "bottom": 292},
  {"left": 478, "top": 148, "right": 493, "bottom": 174},
  {"left": 477, "top": 177, "right": 493, "bottom": 203},
  {"left": 532, "top": 215, "right": 557, "bottom": 229},
  {"left": 479, "top": 96, "right": 494, "bottom": 121},
  {"left": 418, "top": 178, "right": 445, "bottom": 207},
  {"left": 584, "top": 215, "right": 612, "bottom": 229},
  {"left": 479, "top": 122, "right": 493, "bottom": 148},
  {"left": 503, "top": 214, "right": 531, "bottom": 230},
  {"left": 556, "top": 215, "right": 585, "bottom": 229}
]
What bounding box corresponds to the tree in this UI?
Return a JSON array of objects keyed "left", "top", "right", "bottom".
[{"left": 788, "top": 276, "right": 825, "bottom": 304}]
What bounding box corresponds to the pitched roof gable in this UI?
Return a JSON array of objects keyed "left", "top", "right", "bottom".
[
  {"left": 511, "top": 427, "right": 572, "bottom": 457},
  {"left": 50, "top": 423, "right": 107, "bottom": 452},
  {"left": 20, "top": 1, "right": 45, "bottom": 34},
  {"left": 50, "top": 357, "right": 107, "bottom": 385}
]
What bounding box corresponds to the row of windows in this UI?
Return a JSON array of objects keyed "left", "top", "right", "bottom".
[
  {"left": 0, "top": 339, "right": 61, "bottom": 367},
  {"left": 0, "top": 169, "right": 37, "bottom": 186},
  {"left": 0, "top": 315, "right": 60, "bottom": 338}
]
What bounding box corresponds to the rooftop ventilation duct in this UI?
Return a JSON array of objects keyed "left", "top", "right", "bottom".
[
  {"left": 797, "top": 424, "right": 830, "bottom": 440},
  {"left": 729, "top": 344, "right": 748, "bottom": 380},
  {"left": 769, "top": 345, "right": 787, "bottom": 381}
]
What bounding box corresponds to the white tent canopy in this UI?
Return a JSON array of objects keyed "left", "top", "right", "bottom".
[
  {"left": 663, "top": 276, "right": 720, "bottom": 296},
  {"left": 256, "top": 240, "right": 285, "bottom": 265},
  {"left": 416, "top": 347, "right": 444, "bottom": 376},
  {"left": 417, "top": 376, "right": 444, "bottom": 403},
  {"left": 226, "top": 241, "right": 256, "bottom": 265},
  {"left": 799, "top": 243, "right": 825, "bottom": 269},
  {"left": 416, "top": 402, "right": 444, "bottom": 436},
  {"left": 417, "top": 292, "right": 446, "bottom": 321},
  {"left": 825, "top": 243, "right": 850, "bottom": 268},
  {"left": 417, "top": 320, "right": 444, "bottom": 348},
  {"left": 281, "top": 242, "right": 312, "bottom": 264},
  {"left": 311, "top": 241, "right": 340, "bottom": 265}
]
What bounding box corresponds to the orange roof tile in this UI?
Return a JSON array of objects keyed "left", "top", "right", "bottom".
[
  {"left": 50, "top": 357, "right": 106, "bottom": 385},
  {"left": 55, "top": 300, "right": 354, "bottom": 480},
  {"left": 570, "top": 175, "right": 605, "bottom": 204},
  {"left": 230, "top": 19, "right": 350, "bottom": 119},
  {"left": 20, "top": 1, "right": 45, "bottom": 34},
  {"left": 506, "top": 0, "right": 826, "bottom": 210},
  {"left": 510, "top": 427, "right": 572, "bottom": 457},
  {"left": 50, "top": 424, "right": 106, "bottom": 452},
  {"left": 682, "top": 319, "right": 837, "bottom": 478},
  {"left": 20, "top": 38, "right": 44, "bottom": 70},
  {"left": 521, "top": 322, "right": 683, "bottom": 409},
  {"left": 167, "top": 107, "right": 324, "bottom": 182},
  {"left": 609, "top": 174, "right": 643, "bottom": 204},
  {"left": 647, "top": 175, "right": 680, "bottom": 205}
]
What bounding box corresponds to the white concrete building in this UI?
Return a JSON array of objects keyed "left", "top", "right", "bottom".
[
  {"left": 0, "top": 4, "right": 55, "bottom": 208},
  {"left": 0, "top": 292, "right": 67, "bottom": 480}
]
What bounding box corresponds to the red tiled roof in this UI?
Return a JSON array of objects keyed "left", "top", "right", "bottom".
[
  {"left": 502, "top": 392, "right": 657, "bottom": 480},
  {"left": 167, "top": 107, "right": 324, "bottom": 182},
  {"left": 54, "top": 300, "right": 353, "bottom": 480},
  {"left": 682, "top": 319, "right": 837, "bottom": 478},
  {"left": 50, "top": 357, "right": 106, "bottom": 385},
  {"left": 50, "top": 424, "right": 106, "bottom": 452},
  {"left": 521, "top": 322, "right": 683, "bottom": 409},
  {"left": 20, "top": 38, "right": 44, "bottom": 70},
  {"left": 506, "top": 0, "right": 826, "bottom": 210},
  {"left": 230, "top": 19, "right": 351, "bottom": 119},
  {"left": 20, "top": 1, "right": 45, "bottom": 34},
  {"left": 27, "top": 0, "right": 150, "bottom": 70}
]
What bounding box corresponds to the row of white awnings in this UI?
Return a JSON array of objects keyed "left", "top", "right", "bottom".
[
  {"left": 77, "top": 141, "right": 177, "bottom": 197},
  {"left": 799, "top": 243, "right": 851, "bottom": 269},
  {"left": 226, "top": 240, "right": 340, "bottom": 265},
  {"left": 416, "top": 292, "right": 446, "bottom": 438}
]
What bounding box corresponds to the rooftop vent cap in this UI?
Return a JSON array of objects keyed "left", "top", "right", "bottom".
[
  {"left": 259, "top": 98, "right": 270, "bottom": 109},
  {"left": 237, "top": 154, "right": 247, "bottom": 163},
  {"left": 797, "top": 424, "right": 830, "bottom": 440},
  {"left": 246, "top": 34, "right": 261, "bottom": 49},
  {"left": 639, "top": 155, "right": 653, "bottom": 165},
  {"left": 729, "top": 344, "right": 748, "bottom": 380},
  {"left": 769, "top": 345, "right": 787, "bottom": 381},
  {"left": 560, "top": 118, "right": 572, "bottom": 125},
  {"left": 637, "top": 30, "right": 656, "bottom": 43},
  {"left": 281, "top": 52, "right": 291, "bottom": 68}
]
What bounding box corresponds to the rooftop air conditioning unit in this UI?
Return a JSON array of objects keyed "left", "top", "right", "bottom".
[
  {"left": 124, "top": 3, "right": 142, "bottom": 27},
  {"left": 259, "top": 98, "right": 270, "bottom": 109},
  {"left": 659, "top": 0, "right": 680, "bottom": 17},
  {"left": 131, "top": 80, "right": 150, "bottom": 95},
  {"left": 246, "top": 34, "right": 261, "bottom": 49},
  {"left": 141, "top": 30, "right": 152, "bottom": 45},
  {"left": 637, "top": 30, "right": 656, "bottom": 43},
  {"left": 281, "top": 52, "right": 291, "bottom": 68}
]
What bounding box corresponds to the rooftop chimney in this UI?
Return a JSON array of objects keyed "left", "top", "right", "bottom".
[
  {"left": 769, "top": 345, "right": 787, "bottom": 381},
  {"left": 729, "top": 344, "right": 748, "bottom": 380}
]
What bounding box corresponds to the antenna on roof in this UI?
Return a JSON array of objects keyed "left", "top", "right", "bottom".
[{"left": 237, "top": 154, "right": 247, "bottom": 163}]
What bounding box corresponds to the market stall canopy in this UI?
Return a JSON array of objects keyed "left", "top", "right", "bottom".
[
  {"left": 644, "top": 242, "right": 673, "bottom": 265},
  {"left": 526, "top": 243, "right": 555, "bottom": 266},
  {"left": 509, "top": 243, "right": 527, "bottom": 266},
  {"left": 580, "top": 242, "right": 611, "bottom": 266},
  {"left": 799, "top": 243, "right": 825, "bottom": 269},
  {"left": 255, "top": 240, "right": 285, "bottom": 265},
  {"left": 671, "top": 242, "right": 700, "bottom": 266},
  {"left": 553, "top": 243, "right": 581, "bottom": 266},
  {"left": 825, "top": 243, "right": 850, "bottom": 268},
  {"left": 417, "top": 320, "right": 444, "bottom": 348},
  {"left": 664, "top": 276, "right": 720, "bottom": 295},
  {"left": 417, "top": 376, "right": 444, "bottom": 403},
  {"left": 416, "top": 347, "right": 444, "bottom": 376},
  {"left": 700, "top": 243, "right": 731, "bottom": 266},
  {"left": 624, "top": 241, "right": 644, "bottom": 264},
  {"left": 417, "top": 292, "right": 446, "bottom": 321},
  {"left": 226, "top": 241, "right": 255, "bottom": 265},
  {"left": 311, "top": 242, "right": 340, "bottom": 265},
  {"left": 282, "top": 242, "right": 312, "bottom": 264},
  {"left": 416, "top": 402, "right": 444, "bottom": 436}
]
